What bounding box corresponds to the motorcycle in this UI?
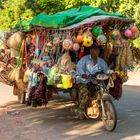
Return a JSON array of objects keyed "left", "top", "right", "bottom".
[
  {"left": 70, "top": 73, "right": 117, "bottom": 132},
  {"left": 22, "top": 71, "right": 117, "bottom": 131}
]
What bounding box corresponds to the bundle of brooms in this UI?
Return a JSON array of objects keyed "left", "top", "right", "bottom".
[
  {"left": 118, "top": 43, "right": 134, "bottom": 68},
  {"left": 23, "top": 39, "right": 30, "bottom": 84},
  {"left": 8, "top": 40, "right": 29, "bottom": 92},
  {"left": 8, "top": 42, "right": 24, "bottom": 82},
  {"left": 132, "top": 47, "right": 140, "bottom": 60}
]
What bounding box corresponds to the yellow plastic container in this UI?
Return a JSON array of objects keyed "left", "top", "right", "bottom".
[{"left": 57, "top": 74, "right": 73, "bottom": 89}]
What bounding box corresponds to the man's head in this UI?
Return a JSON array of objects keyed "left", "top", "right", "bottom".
[{"left": 90, "top": 45, "right": 100, "bottom": 59}]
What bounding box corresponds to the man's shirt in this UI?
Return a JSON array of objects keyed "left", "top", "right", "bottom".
[{"left": 77, "top": 55, "right": 113, "bottom": 83}]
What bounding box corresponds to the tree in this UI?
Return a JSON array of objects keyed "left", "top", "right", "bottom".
[
  {"left": 0, "top": 0, "right": 140, "bottom": 33},
  {"left": 0, "top": 0, "right": 34, "bottom": 30}
]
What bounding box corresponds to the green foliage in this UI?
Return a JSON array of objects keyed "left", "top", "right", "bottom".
[
  {"left": 0, "top": 0, "right": 34, "bottom": 30},
  {"left": 25, "top": 0, "right": 66, "bottom": 15}
]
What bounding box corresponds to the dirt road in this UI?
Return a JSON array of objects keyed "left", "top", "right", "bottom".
[{"left": 0, "top": 72, "right": 140, "bottom": 140}]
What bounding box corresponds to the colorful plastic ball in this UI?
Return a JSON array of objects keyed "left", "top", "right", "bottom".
[
  {"left": 129, "top": 33, "right": 136, "bottom": 40},
  {"left": 63, "top": 39, "right": 73, "bottom": 50},
  {"left": 73, "top": 43, "right": 80, "bottom": 51},
  {"left": 76, "top": 35, "right": 83, "bottom": 43},
  {"left": 83, "top": 34, "right": 93, "bottom": 47},
  {"left": 124, "top": 29, "right": 132, "bottom": 38},
  {"left": 111, "top": 30, "right": 121, "bottom": 40},
  {"left": 92, "top": 26, "right": 103, "bottom": 37},
  {"left": 130, "top": 25, "right": 139, "bottom": 33},
  {"left": 96, "top": 35, "right": 107, "bottom": 45}
]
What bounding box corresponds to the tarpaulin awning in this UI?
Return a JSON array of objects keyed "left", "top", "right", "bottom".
[
  {"left": 30, "top": 5, "right": 132, "bottom": 29},
  {"left": 60, "top": 15, "right": 134, "bottom": 30}
]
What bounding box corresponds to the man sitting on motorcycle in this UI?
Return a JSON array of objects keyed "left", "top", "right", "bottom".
[{"left": 76, "top": 44, "right": 114, "bottom": 117}]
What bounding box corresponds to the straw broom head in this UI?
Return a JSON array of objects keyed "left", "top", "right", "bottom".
[
  {"left": 23, "top": 68, "right": 30, "bottom": 83},
  {"left": 8, "top": 68, "right": 18, "bottom": 82}
]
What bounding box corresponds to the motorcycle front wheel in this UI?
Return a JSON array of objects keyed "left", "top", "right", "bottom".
[{"left": 102, "top": 100, "right": 117, "bottom": 132}]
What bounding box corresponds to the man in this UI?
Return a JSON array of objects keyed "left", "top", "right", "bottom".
[{"left": 76, "top": 45, "right": 113, "bottom": 118}]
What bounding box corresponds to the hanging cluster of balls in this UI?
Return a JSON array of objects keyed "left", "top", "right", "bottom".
[
  {"left": 62, "top": 24, "right": 139, "bottom": 52},
  {"left": 92, "top": 26, "right": 107, "bottom": 46},
  {"left": 124, "top": 24, "right": 139, "bottom": 39},
  {"left": 62, "top": 26, "right": 107, "bottom": 52}
]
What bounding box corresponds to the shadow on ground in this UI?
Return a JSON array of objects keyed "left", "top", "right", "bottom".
[{"left": 3, "top": 84, "right": 140, "bottom": 140}]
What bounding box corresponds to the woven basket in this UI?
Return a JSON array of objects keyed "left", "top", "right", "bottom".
[
  {"left": 10, "top": 48, "right": 19, "bottom": 57},
  {"left": 6, "top": 32, "right": 24, "bottom": 51}
]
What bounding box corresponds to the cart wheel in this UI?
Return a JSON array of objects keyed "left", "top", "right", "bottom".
[
  {"left": 18, "top": 91, "right": 26, "bottom": 104},
  {"left": 69, "top": 87, "right": 78, "bottom": 101}
]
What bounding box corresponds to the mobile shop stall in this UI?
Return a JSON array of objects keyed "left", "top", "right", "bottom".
[{"left": 8, "top": 6, "right": 140, "bottom": 106}]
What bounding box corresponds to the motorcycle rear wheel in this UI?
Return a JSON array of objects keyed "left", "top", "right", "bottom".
[{"left": 102, "top": 100, "right": 117, "bottom": 132}]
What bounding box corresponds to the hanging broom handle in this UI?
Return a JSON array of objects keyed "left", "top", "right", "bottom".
[
  {"left": 19, "top": 41, "right": 25, "bottom": 70},
  {"left": 16, "top": 41, "right": 23, "bottom": 68},
  {"left": 24, "top": 39, "right": 28, "bottom": 70}
]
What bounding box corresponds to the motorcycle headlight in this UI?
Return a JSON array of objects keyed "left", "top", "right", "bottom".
[{"left": 96, "top": 74, "right": 109, "bottom": 80}]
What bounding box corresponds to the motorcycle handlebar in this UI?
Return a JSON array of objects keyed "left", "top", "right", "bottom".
[{"left": 79, "top": 73, "right": 112, "bottom": 80}]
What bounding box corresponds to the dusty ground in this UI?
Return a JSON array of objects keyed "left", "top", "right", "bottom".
[{"left": 0, "top": 71, "right": 140, "bottom": 140}]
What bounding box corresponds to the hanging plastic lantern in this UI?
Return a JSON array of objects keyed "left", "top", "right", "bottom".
[
  {"left": 124, "top": 29, "right": 132, "bottom": 38},
  {"left": 97, "top": 35, "right": 107, "bottom": 45},
  {"left": 47, "top": 69, "right": 53, "bottom": 85},
  {"left": 47, "top": 66, "right": 58, "bottom": 85},
  {"left": 50, "top": 66, "right": 58, "bottom": 77},
  {"left": 111, "top": 30, "right": 121, "bottom": 40},
  {"left": 92, "top": 26, "right": 102, "bottom": 37},
  {"left": 76, "top": 35, "right": 84, "bottom": 43},
  {"left": 73, "top": 43, "right": 80, "bottom": 51},
  {"left": 130, "top": 25, "right": 139, "bottom": 33},
  {"left": 63, "top": 39, "right": 73, "bottom": 50},
  {"left": 83, "top": 32, "right": 93, "bottom": 47}
]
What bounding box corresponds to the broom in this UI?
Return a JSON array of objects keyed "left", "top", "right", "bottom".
[
  {"left": 8, "top": 42, "right": 23, "bottom": 81},
  {"left": 15, "top": 42, "right": 26, "bottom": 91},
  {"left": 15, "top": 42, "right": 25, "bottom": 82},
  {"left": 23, "top": 39, "right": 30, "bottom": 83}
]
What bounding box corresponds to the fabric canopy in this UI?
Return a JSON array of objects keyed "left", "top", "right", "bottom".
[
  {"left": 30, "top": 5, "right": 130, "bottom": 28},
  {"left": 60, "top": 15, "right": 134, "bottom": 30}
]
